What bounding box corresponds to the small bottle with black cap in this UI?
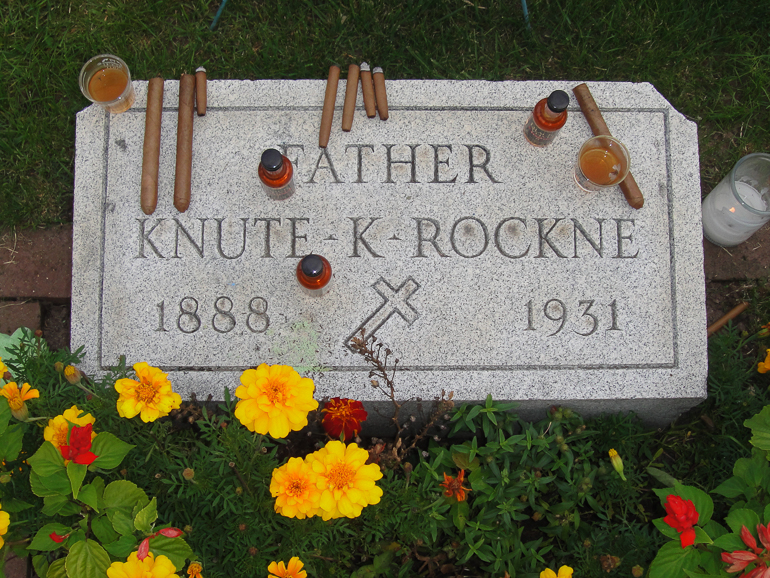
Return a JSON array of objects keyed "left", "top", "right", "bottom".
[
  {"left": 296, "top": 254, "right": 332, "bottom": 296},
  {"left": 523, "top": 90, "right": 570, "bottom": 147},
  {"left": 258, "top": 148, "right": 295, "bottom": 200}
]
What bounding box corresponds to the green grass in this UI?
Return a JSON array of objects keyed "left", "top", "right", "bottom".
[{"left": 1, "top": 0, "right": 768, "bottom": 227}]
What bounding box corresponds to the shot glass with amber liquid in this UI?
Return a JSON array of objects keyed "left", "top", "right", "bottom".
[
  {"left": 258, "top": 148, "right": 296, "bottom": 200},
  {"left": 573, "top": 135, "right": 630, "bottom": 193},
  {"left": 296, "top": 254, "right": 332, "bottom": 296},
  {"left": 78, "top": 54, "right": 135, "bottom": 114}
]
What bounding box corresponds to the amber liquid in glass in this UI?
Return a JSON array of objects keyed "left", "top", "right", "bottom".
[
  {"left": 296, "top": 255, "right": 332, "bottom": 296},
  {"left": 258, "top": 156, "right": 295, "bottom": 200},
  {"left": 580, "top": 147, "right": 624, "bottom": 185},
  {"left": 523, "top": 99, "right": 567, "bottom": 147},
  {"left": 88, "top": 67, "right": 128, "bottom": 102}
]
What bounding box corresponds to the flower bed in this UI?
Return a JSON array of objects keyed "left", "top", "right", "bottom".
[{"left": 0, "top": 327, "right": 769, "bottom": 577}]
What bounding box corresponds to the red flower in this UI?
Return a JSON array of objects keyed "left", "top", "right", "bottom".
[
  {"left": 722, "top": 524, "right": 770, "bottom": 577},
  {"left": 440, "top": 469, "right": 471, "bottom": 502},
  {"left": 49, "top": 532, "right": 69, "bottom": 543},
  {"left": 663, "top": 495, "right": 699, "bottom": 548},
  {"left": 59, "top": 424, "right": 98, "bottom": 465},
  {"left": 321, "top": 397, "right": 367, "bottom": 441},
  {"left": 137, "top": 527, "right": 185, "bottom": 560}
]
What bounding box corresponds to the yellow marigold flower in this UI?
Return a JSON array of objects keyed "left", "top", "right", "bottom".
[
  {"left": 541, "top": 566, "right": 573, "bottom": 578},
  {"left": 608, "top": 448, "right": 627, "bottom": 481},
  {"left": 268, "top": 557, "right": 307, "bottom": 578},
  {"left": 758, "top": 349, "right": 770, "bottom": 374},
  {"left": 44, "top": 405, "right": 96, "bottom": 450},
  {"left": 0, "top": 502, "right": 10, "bottom": 550},
  {"left": 234, "top": 364, "right": 318, "bottom": 439},
  {"left": 270, "top": 457, "right": 321, "bottom": 519},
  {"left": 107, "top": 552, "right": 177, "bottom": 578},
  {"left": 114, "top": 362, "right": 181, "bottom": 423},
  {"left": 0, "top": 358, "right": 7, "bottom": 377},
  {"left": 187, "top": 562, "right": 203, "bottom": 578},
  {"left": 0, "top": 382, "right": 39, "bottom": 421},
  {"left": 311, "top": 440, "right": 383, "bottom": 520},
  {"left": 64, "top": 365, "right": 83, "bottom": 385}
]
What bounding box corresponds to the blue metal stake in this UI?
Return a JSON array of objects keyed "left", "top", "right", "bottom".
[
  {"left": 521, "top": 0, "right": 531, "bottom": 30},
  {"left": 210, "top": 0, "right": 229, "bottom": 31}
]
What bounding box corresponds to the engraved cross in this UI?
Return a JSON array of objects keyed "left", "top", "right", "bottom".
[{"left": 346, "top": 277, "right": 421, "bottom": 350}]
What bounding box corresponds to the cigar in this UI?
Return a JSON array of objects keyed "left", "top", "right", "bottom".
[
  {"left": 195, "top": 67, "right": 207, "bottom": 116},
  {"left": 174, "top": 73, "right": 195, "bottom": 213},
  {"left": 707, "top": 302, "right": 750, "bottom": 338},
  {"left": 372, "top": 66, "right": 388, "bottom": 120},
  {"left": 319, "top": 65, "right": 340, "bottom": 148},
  {"left": 140, "top": 77, "right": 164, "bottom": 215},
  {"left": 573, "top": 83, "right": 644, "bottom": 210},
  {"left": 360, "top": 62, "right": 376, "bottom": 118},
  {"left": 341, "top": 64, "right": 360, "bottom": 132}
]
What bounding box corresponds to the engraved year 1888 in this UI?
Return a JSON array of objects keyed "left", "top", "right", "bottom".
[
  {"left": 524, "top": 299, "right": 620, "bottom": 336},
  {"left": 155, "top": 296, "right": 270, "bottom": 334}
]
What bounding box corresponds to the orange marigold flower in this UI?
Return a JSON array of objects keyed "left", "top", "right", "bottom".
[
  {"left": 440, "top": 469, "right": 471, "bottom": 502},
  {"left": 268, "top": 556, "right": 307, "bottom": 578},
  {"left": 311, "top": 440, "right": 383, "bottom": 520},
  {"left": 115, "top": 362, "right": 181, "bottom": 423},
  {"left": 107, "top": 552, "right": 177, "bottom": 578},
  {"left": 322, "top": 397, "right": 367, "bottom": 441},
  {"left": 234, "top": 364, "right": 318, "bottom": 439},
  {"left": 759, "top": 349, "right": 770, "bottom": 374},
  {"left": 270, "top": 457, "right": 321, "bottom": 519},
  {"left": 187, "top": 562, "right": 203, "bottom": 578},
  {"left": 0, "top": 382, "right": 39, "bottom": 421}
]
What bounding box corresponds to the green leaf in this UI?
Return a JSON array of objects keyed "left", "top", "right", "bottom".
[
  {"left": 702, "top": 520, "right": 728, "bottom": 540},
  {"left": 452, "top": 448, "right": 480, "bottom": 471},
  {"left": 102, "top": 480, "right": 149, "bottom": 511},
  {"left": 134, "top": 497, "right": 158, "bottom": 534},
  {"left": 67, "top": 462, "right": 87, "bottom": 500},
  {"left": 713, "top": 476, "right": 749, "bottom": 499},
  {"left": 734, "top": 455, "right": 768, "bottom": 488},
  {"left": 91, "top": 515, "right": 119, "bottom": 544},
  {"left": 0, "top": 423, "right": 25, "bottom": 462},
  {"left": 725, "top": 508, "right": 760, "bottom": 535},
  {"left": 653, "top": 517, "right": 680, "bottom": 541},
  {"left": 28, "top": 441, "right": 66, "bottom": 477},
  {"left": 42, "top": 494, "right": 71, "bottom": 517},
  {"left": 39, "top": 470, "right": 72, "bottom": 496},
  {"left": 683, "top": 571, "right": 725, "bottom": 578},
  {"left": 65, "top": 540, "right": 111, "bottom": 578},
  {"left": 89, "top": 476, "right": 106, "bottom": 511},
  {"left": 107, "top": 508, "right": 135, "bottom": 536},
  {"left": 647, "top": 466, "right": 680, "bottom": 488},
  {"left": 693, "top": 526, "right": 713, "bottom": 545},
  {"left": 649, "top": 540, "right": 700, "bottom": 578},
  {"left": 30, "top": 471, "right": 58, "bottom": 497},
  {"left": 745, "top": 406, "right": 770, "bottom": 451},
  {"left": 103, "top": 535, "right": 138, "bottom": 558},
  {"left": 46, "top": 558, "right": 67, "bottom": 578},
  {"left": 28, "top": 523, "right": 72, "bottom": 551},
  {"left": 149, "top": 536, "right": 194, "bottom": 571},
  {"left": 90, "top": 433, "right": 134, "bottom": 470},
  {"left": 78, "top": 483, "right": 99, "bottom": 512},
  {"left": 0, "top": 396, "right": 11, "bottom": 436},
  {"left": 764, "top": 504, "right": 770, "bottom": 525},
  {"left": 32, "top": 554, "right": 49, "bottom": 578},
  {"left": 713, "top": 533, "right": 746, "bottom": 552}
]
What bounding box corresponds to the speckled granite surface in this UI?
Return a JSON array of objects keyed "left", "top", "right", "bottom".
[{"left": 72, "top": 79, "right": 706, "bottom": 426}]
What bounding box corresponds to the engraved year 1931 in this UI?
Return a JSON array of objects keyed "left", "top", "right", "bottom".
[
  {"left": 155, "top": 296, "right": 270, "bottom": 334},
  {"left": 524, "top": 299, "right": 621, "bottom": 336}
]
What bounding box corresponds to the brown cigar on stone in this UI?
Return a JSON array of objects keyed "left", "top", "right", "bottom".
[
  {"left": 373, "top": 66, "right": 388, "bottom": 120},
  {"left": 360, "top": 62, "right": 376, "bottom": 118},
  {"left": 174, "top": 73, "right": 195, "bottom": 212},
  {"left": 195, "top": 67, "right": 207, "bottom": 116},
  {"left": 707, "top": 302, "right": 750, "bottom": 338},
  {"left": 319, "top": 65, "right": 340, "bottom": 147},
  {"left": 341, "top": 64, "right": 360, "bottom": 132},
  {"left": 140, "top": 77, "right": 164, "bottom": 215},
  {"left": 573, "top": 83, "right": 644, "bottom": 210}
]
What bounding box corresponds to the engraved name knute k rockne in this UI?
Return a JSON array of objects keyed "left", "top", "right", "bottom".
[{"left": 134, "top": 216, "right": 640, "bottom": 260}]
